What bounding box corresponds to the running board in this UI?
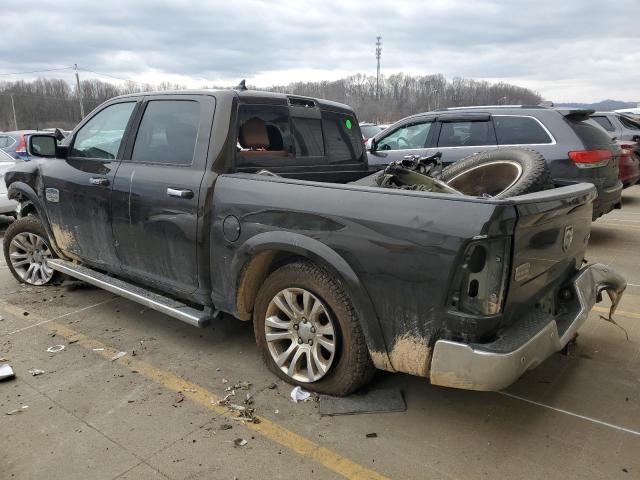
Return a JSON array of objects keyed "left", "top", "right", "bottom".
[{"left": 48, "top": 259, "right": 214, "bottom": 328}]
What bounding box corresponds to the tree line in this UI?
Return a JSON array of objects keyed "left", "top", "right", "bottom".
[{"left": 0, "top": 73, "right": 542, "bottom": 131}]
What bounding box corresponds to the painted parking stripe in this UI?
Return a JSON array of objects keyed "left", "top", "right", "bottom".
[
  {"left": 0, "top": 303, "right": 390, "bottom": 480},
  {"left": 593, "top": 305, "right": 640, "bottom": 320}
]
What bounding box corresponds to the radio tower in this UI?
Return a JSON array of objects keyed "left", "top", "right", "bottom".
[{"left": 375, "top": 36, "right": 382, "bottom": 100}]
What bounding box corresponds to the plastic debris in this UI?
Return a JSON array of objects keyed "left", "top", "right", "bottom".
[
  {"left": 110, "top": 351, "right": 127, "bottom": 361},
  {"left": 28, "top": 368, "right": 46, "bottom": 376},
  {"left": 6, "top": 405, "right": 28, "bottom": 415},
  {"left": 47, "top": 345, "right": 65, "bottom": 353},
  {"left": 290, "top": 386, "right": 311, "bottom": 403},
  {"left": 222, "top": 378, "right": 228, "bottom": 384},
  {"left": 366, "top": 432, "right": 378, "bottom": 438},
  {"left": 234, "top": 438, "right": 247, "bottom": 447},
  {"left": 220, "top": 424, "right": 233, "bottom": 430},
  {"left": 0, "top": 364, "right": 15, "bottom": 381},
  {"left": 93, "top": 348, "right": 104, "bottom": 351}
]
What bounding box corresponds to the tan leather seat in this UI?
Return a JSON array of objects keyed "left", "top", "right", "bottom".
[{"left": 239, "top": 117, "right": 288, "bottom": 157}]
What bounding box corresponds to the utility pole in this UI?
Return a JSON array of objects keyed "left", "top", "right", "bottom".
[
  {"left": 74, "top": 64, "right": 85, "bottom": 119},
  {"left": 375, "top": 36, "right": 382, "bottom": 100},
  {"left": 10, "top": 94, "right": 18, "bottom": 130}
]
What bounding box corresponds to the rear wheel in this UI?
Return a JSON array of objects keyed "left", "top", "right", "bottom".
[
  {"left": 440, "top": 147, "right": 554, "bottom": 198},
  {"left": 3, "top": 216, "right": 58, "bottom": 286},
  {"left": 253, "top": 261, "right": 375, "bottom": 396}
]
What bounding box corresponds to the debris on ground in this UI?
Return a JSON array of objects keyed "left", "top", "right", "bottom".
[
  {"left": 319, "top": 388, "right": 406, "bottom": 416},
  {"left": 93, "top": 348, "right": 104, "bottom": 351},
  {"left": 366, "top": 433, "right": 378, "bottom": 438},
  {"left": 218, "top": 391, "right": 259, "bottom": 423},
  {"left": 0, "top": 357, "right": 8, "bottom": 362},
  {"left": 28, "top": 368, "right": 46, "bottom": 376},
  {"left": 220, "top": 423, "right": 233, "bottom": 430},
  {"left": 233, "top": 438, "right": 247, "bottom": 447},
  {"left": 47, "top": 345, "right": 65, "bottom": 353},
  {"left": 0, "top": 364, "right": 15, "bottom": 381},
  {"left": 110, "top": 351, "right": 127, "bottom": 361},
  {"left": 174, "top": 392, "right": 185, "bottom": 405},
  {"left": 267, "top": 383, "right": 278, "bottom": 390},
  {"left": 67, "top": 339, "right": 79, "bottom": 345},
  {"left": 290, "top": 386, "right": 311, "bottom": 403},
  {"left": 6, "top": 405, "right": 28, "bottom": 415},
  {"left": 222, "top": 378, "right": 228, "bottom": 384}
]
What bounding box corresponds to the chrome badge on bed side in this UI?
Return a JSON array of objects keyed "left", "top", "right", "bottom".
[
  {"left": 563, "top": 225, "right": 574, "bottom": 252},
  {"left": 45, "top": 188, "right": 59, "bottom": 203}
]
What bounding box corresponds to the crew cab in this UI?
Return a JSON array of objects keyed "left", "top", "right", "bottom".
[{"left": 3, "top": 89, "right": 626, "bottom": 395}]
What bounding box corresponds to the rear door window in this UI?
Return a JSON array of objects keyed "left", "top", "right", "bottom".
[
  {"left": 437, "top": 120, "right": 495, "bottom": 147},
  {"left": 131, "top": 100, "right": 200, "bottom": 165},
  {"left": 0, "top": 136, "right": 10, "bottom": 148},
  {"left": 494, "top": 116, "right": 553, "bottom": 144},
  {"left": 591, "top": 115, "right": 616, "bottom": 132},
  {"left": 377, "top": 121, "right": 432, "bottom": 151},
  {"left": 322, "top": 112, "right": 363, "bottom": 164}
]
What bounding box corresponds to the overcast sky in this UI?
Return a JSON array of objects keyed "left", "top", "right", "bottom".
[{"left": 1, "top": 0, "right": 638, "bottom": 102}]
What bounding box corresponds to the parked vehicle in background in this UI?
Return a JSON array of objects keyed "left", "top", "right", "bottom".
[
  {"left": 2, "top": 89, "right": 625, "bottom": 395},
  {"left": 367, "top": 106, "right": 623, "bottom": 219},
  {"left": 590, "top": 111, "right": 640, "bottom": 142},
  {"left": 359, "top": 122, "right": 383, "bottom": 141},
  {"left": 616, "top": 140, "right": 640, "bottom": 188},
  {"left": 0, "top": 130, "right": 43, "bottom": 161},
  {"left": 0, "top": 149, "right": 18, "bottom": 217}
]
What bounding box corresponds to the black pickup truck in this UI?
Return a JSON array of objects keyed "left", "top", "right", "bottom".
[{"left": 3, "top": 89, "right": 626, "bottom": 395}]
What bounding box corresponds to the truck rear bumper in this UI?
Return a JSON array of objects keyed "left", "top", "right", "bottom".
[
  {"left": 593, "top": 180, "right": 623, "bottom": 219},
  {"left": 429, "top": 264, "right": 626, "bottom": 391}
]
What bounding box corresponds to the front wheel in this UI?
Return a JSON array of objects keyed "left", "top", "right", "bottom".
[
  {"left": 3, "top": 216, "right": 58, "bottom": 286},
  {"left": 253, "top": 261, "right": 375, "bottom": 396}
]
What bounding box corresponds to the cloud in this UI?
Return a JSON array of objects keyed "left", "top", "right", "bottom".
[{"left": 0, "top": 0, "right": 637, "bottom": 102}]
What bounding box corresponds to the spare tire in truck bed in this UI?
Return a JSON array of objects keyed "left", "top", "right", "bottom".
[{"left": 439, "top": 147, "right": 554, "bottom": 198}]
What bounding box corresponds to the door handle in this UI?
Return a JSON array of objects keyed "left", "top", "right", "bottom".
[
  {"left": 89, "top": 177, "right": 110, "bottom": 186},
  {"left": 167, "top": 187, "right": 194, "bottom": 199}
]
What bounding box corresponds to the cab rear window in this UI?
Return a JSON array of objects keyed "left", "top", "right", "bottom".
[{"left": 322, "top": 112, "right": 363, "bottom": 164}]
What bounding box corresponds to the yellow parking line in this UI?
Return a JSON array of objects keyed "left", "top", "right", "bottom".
[
  {"left": 0, "top": 303, "right": 390, "bottom": 480},
  {"left": 593, "top": 305, "right": 640, "bottom": 320}
]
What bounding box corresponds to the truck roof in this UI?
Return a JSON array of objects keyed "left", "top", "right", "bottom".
[{"left": 113, "top": 88, "right": 354, "bottom": 114}]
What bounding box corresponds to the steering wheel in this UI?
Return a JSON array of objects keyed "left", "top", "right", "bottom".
[{"left": 396, "top": 137, "right": 410, "bottom": 150}]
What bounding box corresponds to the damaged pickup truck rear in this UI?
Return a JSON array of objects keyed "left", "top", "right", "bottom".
[{"left": 3, "top": 89, "right": 626, "bottom": 395}]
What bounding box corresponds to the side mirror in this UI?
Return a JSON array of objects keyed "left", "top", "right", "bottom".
[
  {"left": 368, "top": 138, "right": 377, "bottom": 152},
  {"left": 28, "top": 134, "right": 68, "bottom": 159}
]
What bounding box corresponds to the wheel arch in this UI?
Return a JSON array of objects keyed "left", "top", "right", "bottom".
[
  {"left": 7, "top": 182, "right": 67, "bottom": 259},
  {"left": 229, "top": 231, "right": 393, "bottom": 370}
]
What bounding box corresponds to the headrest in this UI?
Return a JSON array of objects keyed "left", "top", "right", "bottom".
[{"left": 240, "top": 117, "right": 269, "bottom": 149}]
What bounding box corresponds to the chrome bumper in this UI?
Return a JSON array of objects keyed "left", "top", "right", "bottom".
[{"left": 429, "top": 264, "right": 626, "bottom": 391}]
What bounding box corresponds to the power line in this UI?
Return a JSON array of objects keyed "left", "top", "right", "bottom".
[
  {"left": 0, "top": 66, "right": 74, "bottom": 76},
  {"left": 77, "top": 67, "right": 159, "bottom": 87}
]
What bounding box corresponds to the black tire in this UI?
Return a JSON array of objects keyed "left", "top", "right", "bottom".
[
  {"left": 3, "top": 215, "right": 59, "bottom": 286},
  {"left": 253, "top": 261, "right": 375, "bottom": 396},
  {"left": 440, "top": 147, "right": 554, "bottom": 198}
]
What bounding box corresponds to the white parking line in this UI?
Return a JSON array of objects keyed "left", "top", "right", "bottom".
[
  {"left": 1, "top": 296, "right": 117, "bottom": 336},
  {"left": 498, "top": 391, "right": 640, "bottom": 437}
]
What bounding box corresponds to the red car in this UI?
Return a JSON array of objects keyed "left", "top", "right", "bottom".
[{"left": 617, "top": 140, "right": 640, "bottom": 187}]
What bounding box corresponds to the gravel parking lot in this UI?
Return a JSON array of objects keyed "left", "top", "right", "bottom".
[{"left": 1, "top": 188, "right": 639, "bottom": 480}]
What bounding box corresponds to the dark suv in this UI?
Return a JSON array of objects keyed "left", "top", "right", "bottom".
[{"left": 367, "top": 106, "right": 623, "bottom": 219}]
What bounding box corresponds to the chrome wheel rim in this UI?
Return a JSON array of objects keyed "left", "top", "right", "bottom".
[
  {"left": 265, "top": 288, "right": 337, "bottom": 383},
  {"left": 9, "top": 232, "right": 54, "bottom": 285},
  {"left": 446, "top": 160, "right": 523, "bottom": 197}
]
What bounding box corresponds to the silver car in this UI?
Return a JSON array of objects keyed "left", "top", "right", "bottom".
[
  {"left": 0, "top": 149, "right": 18, "bottom": 217},
  {"left": 591, "top": 111, "right": 640, "bottom": 142}
]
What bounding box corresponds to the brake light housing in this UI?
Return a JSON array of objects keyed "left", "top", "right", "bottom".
[
  {"left": 15, "top": 134, "right": 26, "bottom": 153},
  {"left": 568, "top": 149, "right": 612, "bottom": 168},
  {"left": 449, "top": 237, "right": 511, "bottom": 316}
]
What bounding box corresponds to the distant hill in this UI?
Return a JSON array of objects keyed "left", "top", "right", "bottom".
[{"left": 555, "top": 99, "right": 638, "bottom": 111}]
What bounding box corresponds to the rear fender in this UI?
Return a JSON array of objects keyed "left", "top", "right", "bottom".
[{"left": 229, "top": 231, "right": 393, "bottom": 371}]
